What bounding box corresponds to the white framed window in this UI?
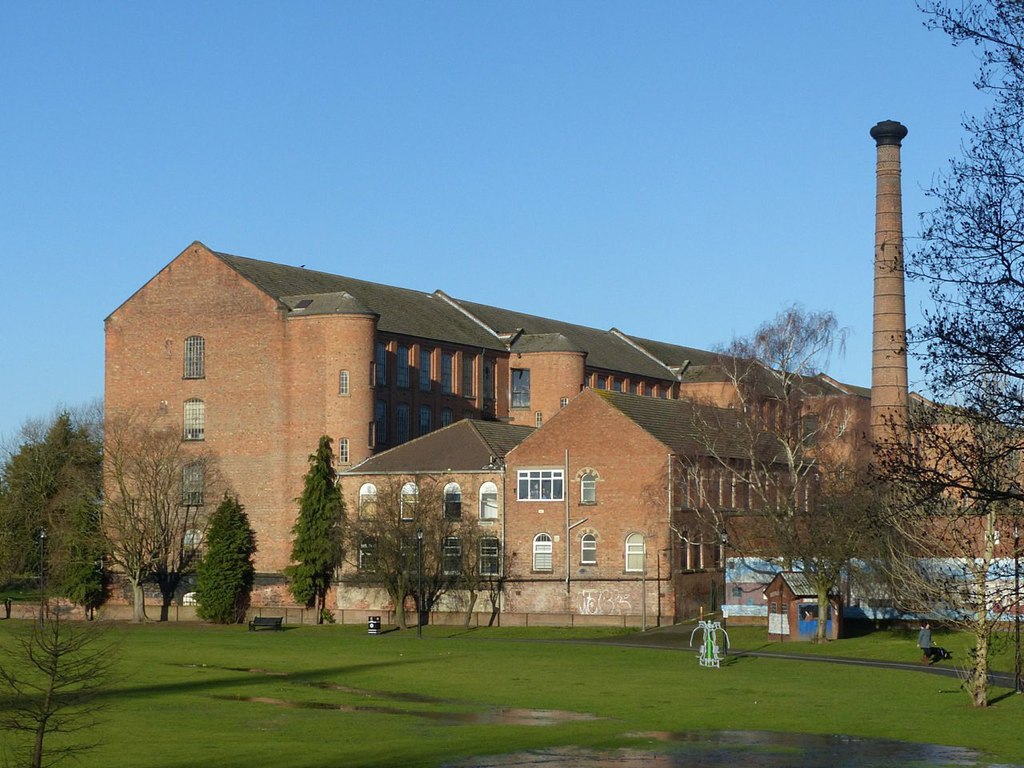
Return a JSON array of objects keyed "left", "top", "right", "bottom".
[
  {"left": 359, "top": 538, "right": 376, "bottom": 570},
  {"left": 443, "top": 536, "right": 461, "bottom": 575},
  {"left": 359, "top": 483, "right": 377, "bottom": 519},
  {"left": 560, "top": 397, "right": 569, "bottom": 408},
  {"left": 517, "top": 469, "right": 563, "bottom": 501},
  {"left": 400, "top": 482, "right": 418, "bottom": 520},
  {"left": 182, "top": 463, "right": 204, "bottom": 506},
  {"left": 625, "top": 533, "right": 645, "bottom": 572},
  {"left": 533, "top": 533, "right": 553, "bottom": 571},
  {"left": 338, "top": 369, "right": 350, "bottom": 396},
  {"left": 184, "top": 335, "right": 205, "bottom": 379},
  {"left": 443, "top": 482, "right": 462, "bottom": 520},
  {"left": 338, "top": 438, "right": 350, "bottom": 464},
  {"left": 480, "top": 537, "right": 500, "bottom": 576},
  {"left": 535, "top": 411, "right": 543, "bottom": 427},
  {"left": 397, "top": 345, "right": 410, "bottom": 388},
  {"left": 479, "top": 481, "right": 498, "bottom": 520},
  {"left": 580, "top": 472, "right": 597, "bottom": 505},
  {"left": 183, "top": 399, "right": 205, "bottom": 441},
  {"left": 581, "top": 533, "right": 597, "bottom": 565},
  {"left": 396, "top": 403, "right": 410, "bottom": 444}
]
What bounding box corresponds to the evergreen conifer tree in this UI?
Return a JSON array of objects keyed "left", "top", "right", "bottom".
[
  {"left": 285, "top": 436, "right": 345, "bottom": 623},
  {"left": 195, "top": 495, "right": 257, "bottom": 624}
]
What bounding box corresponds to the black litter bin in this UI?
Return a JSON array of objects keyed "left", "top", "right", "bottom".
[{"left": 367, "top": 616, "right": 382, "bottom": 635}]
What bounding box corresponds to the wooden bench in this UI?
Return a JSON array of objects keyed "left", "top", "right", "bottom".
[{"left": 248, "top": 616, "right": 283, "bottom": 631}]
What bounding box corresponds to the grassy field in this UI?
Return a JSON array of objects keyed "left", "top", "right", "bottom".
[{"left": 1, "top": 619, "right": 1022, "bottom": 767}]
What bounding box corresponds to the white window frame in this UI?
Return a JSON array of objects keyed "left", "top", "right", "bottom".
[
  {"left": 625, "top": 533, "right": 645, "bottom": 573},
  {"left": 400, "top": 482, "right": 418, "bottom": 520},
  {"left": 184, "top": 335, "right": 205, "bottom": 379},
  {"left": 338, "top": 438, "right": 350, "bottom": 464},
  {"left": 580, "top": 533, "right": 597, "bottom": 565},
  {"left": 480, "top": 537, "right": 500, "bottom": 576},
  {"left": 359, "top": 538, "right": 376, "bottom": 570},
  {"left": 182, "top": 463, "right": 204, "bottom": 506},
  {"left": 359, "top": 483, "right": 377, "bottom": 519},
  {"left": 517, "top": 469, "right": 564, "bottom": 501},
  {"left": 183, "top": 398, "right": 205, "bottom": 441},
  {"left": 533, "top": 533, "right": 553, "bottom": 572},
  {"left": 443, "top": 536, "right": 461, "bottom": 575},
  {"left": 479, "top": 482, "right": 498, "bottom": 520},
  {"left": 580, "top": 472, "right": 597, "bottom": 505},
  {"left": 338, "top": 369, "right": 350, "bottom": 396},
  {"left": 443, "top": 482, "right": 462, "bottom": 520}
]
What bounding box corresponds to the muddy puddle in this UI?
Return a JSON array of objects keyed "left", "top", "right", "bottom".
[{"left": 441, "top": 731, "right": 1021, "bottom": 768}]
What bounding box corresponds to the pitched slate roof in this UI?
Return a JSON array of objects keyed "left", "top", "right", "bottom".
[
  {"left": 345, "top": 420, "right": 534, "bottom": 474},
  {"left": 768, "top": 571, "right": 839, "bottom": 597}
]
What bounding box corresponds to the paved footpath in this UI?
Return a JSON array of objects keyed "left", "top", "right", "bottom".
[{"left": 574, "top": 623, "right": 1018, "bottom": 690}]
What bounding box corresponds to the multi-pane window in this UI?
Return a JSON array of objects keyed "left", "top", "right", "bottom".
[
  {"left": 580, "top": 472, "right": 597, "bottom": 504},
  {"left": 533, "top": 533, "right": 553, "bottom": 571},
  {"left": 443, "top": 536, "right": 461, "bottom": 575},
  {"left": 419, "top": 348, "right": 432, "bottom": 392},
  {"left": 625, "top": 533, "right": 645, "bottom": 572},
  {"left": 396, "top": 404, "right": 410, "bottom": 444},
  {"left": 182, "top": 463, "right": 204, "bottom": 506},
  {"left": 581, "top": 533, "right": 597, "bottom": 565},
  {"left": 374, "top": 400, "right": 388, "bottom": 445},
  {"left": 479, "top": 482, "right": 498, "bottom": 519},
  {"left": 418, "top": 405, "right": 432, "bottom": 436},
  {"left": 184, "top": 336, "right": 205, "bottom": 379},
  {"left": 560, "top": 397, "right": 569, "bottom": 408},
  {"left": 338, "top": 370, "right": 350, "bottom": 396},
  {"left": 443, "top": 482, "right": 462, "bottom": 520},
  {"left": 183, "top": 399, "right": 205, "bottom": 441},
  {"left": 375, "top": 342, "right": 387, "bottom": 386},
  {"left": 517, "top": 469, "right": 564, "bottom": 501},
  {"left": 359, "top": 483, "right": 377, "bottom": 519},
  {"left": 461, "top": 354, "right": 474, "bottom": 397},
  {"left": 480, "top": 537, "right": 500, "bottom": 576},
  {"left": 400, "top": 482, "right": 418, "bottom": 520},
  {"left": 359, "top": 538, "right": 376, "bottom": 570},
  {"left": 441, "top": 352, "right": 454, "bottom": 394},
  {"left": 338, "top": 438, "right": 350, "bottom": 464},
  {"left": 440, "top": 407, "right": 453, "bottom": 427},
  {"left": 535, "top": 411, "right": 543, "bottom": 427},
  {"left": 511, "top": 368, "right": 530, "bottom": 408},
  {"left": 397, "top": 346, "right": 410, "bottom": 388}
]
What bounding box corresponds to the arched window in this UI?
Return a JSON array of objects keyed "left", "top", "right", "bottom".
[
  {"left": 443, "top": 482, "right": 462, "bottom": 520},
  {"left": 479, "top": 482, "right": 498, "bottom": 520},
  {"left": 580, "top": 533, "right": 597, "bottom": 565},
  {"left": 580, "top": 472, "right": 597, "bottom": 505},
  {"left": 400, "top": 482, "right": 418, "bottom": 520},
  {"left": 625, "top": 533, "right": 645, "bottom": 572},
  {"left": 183, "top": 399, "right": 205, "bottom": 441},
  {"left": 533, "top": 533, "right": 553, "bottom": 571},
  {"left": 359, "top": 483, "right": 378, "bottom": 519},
  {"left": 184, "top": 335, "right": 205, "bottom": 379}
]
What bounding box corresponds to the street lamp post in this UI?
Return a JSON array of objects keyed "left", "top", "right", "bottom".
[
  {"left": 720, "top": 528, "right": 729, "bottom": 655},
  {"left": 38, "top": 529, "right": 46, "bottom": 626},
  {"left": 416, "top": 529, "right": 424, "bottom": 640},
  {"left": 1015, "top": 520, "right": 1021, "bottom": 694}
]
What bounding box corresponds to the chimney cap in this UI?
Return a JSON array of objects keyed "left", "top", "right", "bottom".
[{"left": 870, "top": 120, "right": 908, "bottom": 147}]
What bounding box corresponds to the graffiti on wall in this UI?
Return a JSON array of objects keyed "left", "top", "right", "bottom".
[{"left": 578, "top": 588, "right": 632, "bottom": 615}]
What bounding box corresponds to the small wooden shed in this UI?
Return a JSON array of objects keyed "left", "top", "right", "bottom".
[{"left": 764, "top": 572, "right": 842, "bottom": 641}]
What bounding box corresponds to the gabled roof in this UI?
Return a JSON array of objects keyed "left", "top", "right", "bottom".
[
  {"left": 766, "top": 571, "right": 839, "bottom": 598},
  {"left": 344, "top": 420, "right": 534, "bottom": 474}
]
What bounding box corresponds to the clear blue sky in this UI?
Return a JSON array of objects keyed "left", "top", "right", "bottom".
[{"left": 0, "top": 2, "right": 988, "bottom": 443}]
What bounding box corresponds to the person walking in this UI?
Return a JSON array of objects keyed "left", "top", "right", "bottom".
[{"left": 917, "top": 622, "right": 933, "bottom": 664}]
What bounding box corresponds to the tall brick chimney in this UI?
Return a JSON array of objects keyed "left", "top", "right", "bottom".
[{"left": 869, "top": 119, "right": 910, "bottom": 447}]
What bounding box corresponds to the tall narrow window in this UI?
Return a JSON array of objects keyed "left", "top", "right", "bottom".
[
  {"left": 629, "top": 381, "right": 638, "bottom": 394},
  {"left": 581, "top": 533, "right": 597, "bottom": 565},
  {"left": 441, "top": 407, "right": 454, "bottom": 427},
  {"left": 419, "top": 348, "right": 432, "bottom": 392},
  {"left": 397, "top": 345, "right": 410, "bottom": 388},
  {"left": 511, "top": 368, "right": 530, "bottom": 408},
  {"left": 375, "top": 342, "right": 387, "bottom": 387},
  {"left": 182, "top": 463, "right": 204, "bottom": 506},
  {"left": 183, "top": 399, "right": 205, "bottom": 441},
  {"left": 443, "top": 482, "right": 462, "bottom": 520},
  {"left": 625, "top": 533, "right": 645, "bottom": 572},
  {"left": 461, "top": 354, "right": 474, "bottom": 397},
  {"left": 359, "top": 483, "right": 378, "bottom": 519},
  {"left": 689, "top": 539, "right": 702, "bottom": 570},
  {"left": 482, "top": 360, "right": 495, "bottom": 400},
  {"left": 418, "top": 405, "right": 432, "bottom": 436},
  {"left": 400, "top": 482, "right": 418, "bottom": 520},
  {"left": 480, "top": 537, "right": 500, "bottom": 576},
  {"left": 338, "top": 370, "right": 350, "bottom": 396},
  {"left": 533, "top": 533, "right": 553, "bottom": 571},
  {"left": 443, "top": 536, "right": 461, "bottom": 575},
  {"left": 359, "top": 538, "right": 376, "bottom": 570},
  {"left": 580, "top": 472, "right": 597, "bottom": 504},
  {"left": 535, "top": 411, "right": 543, "bottom": 427},
  {"left": 396, "top": 403, "right": 410, "bottom": 444},
  {"left": 479, "top": 482, "right": 498, "bottom": 520},
  {"left": 441, "top": 352, "right": 454, "bottom": 394},
  {"left": 374, "top": 400, "right": 388, "bottom": 445},
  {"left": 184, "top": 336, "right": 205, "bottom": 379},
  {"left": 338, "top": 438, "right": 350, "bottom": 464},
  {"left": 596, "top": 374, "right": 607, "bottom": 390}
]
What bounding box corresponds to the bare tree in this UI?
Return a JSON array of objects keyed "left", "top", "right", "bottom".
[
  {"left": 0, "top": 612, "right": 114, "bottom": 768},
  {"left": 680, "top": 306, "right": 873, "bottom": 641},
  {"left": 103, "top": 413, "right": 223, "bottom": 621}
]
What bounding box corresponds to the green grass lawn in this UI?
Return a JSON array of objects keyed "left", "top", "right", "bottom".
[{"left": 1, "top": 620, "right": 1022, "bottom": 767}]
